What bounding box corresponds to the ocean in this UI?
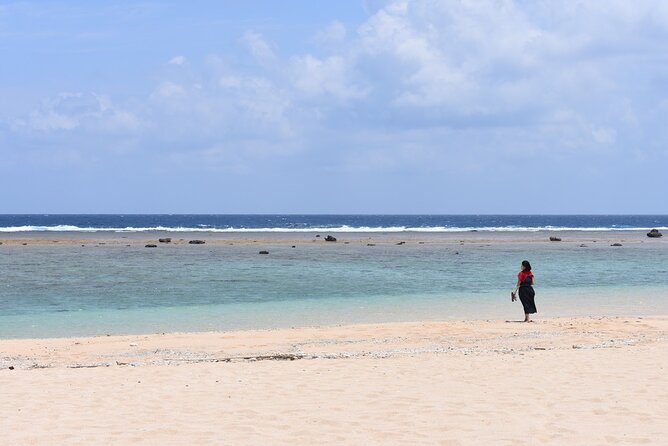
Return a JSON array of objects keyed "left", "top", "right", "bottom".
[
  {"left": 1, "top": 215, "right": 667, "bottom": 338},
  {"left": 1, "top": 214, "right": 668, "bottom": 232}
]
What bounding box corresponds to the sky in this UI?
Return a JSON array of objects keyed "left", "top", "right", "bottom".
[{"left": 1, "top": 0, "right": 667, "bottom": 214}]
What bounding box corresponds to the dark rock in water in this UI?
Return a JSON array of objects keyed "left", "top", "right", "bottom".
[
  {"left": 0, "top": 242, "right": 3, "bottom": 245},
  {"left": 291, "top": 245, "right": 296, "bottom": 248},
  {"left": 549, "top": 237, "right": 562, "bottom": 242},
  {"left": 396, "top": 241, "right": 405, "bottom": 245},
  {"left": 158, "top": 238, "right": 172, "bottom": 243},
  {"left": 315, "top": 234, "right": 321, "bottom": 238},
  {"left": 189, "top": 240, "right": 205, "bottom": 244},
  {"left": 22, "top": 243, "right": 27, "bottom": 246},
  {"left": 325, "top": 235, "right": 337, "bottom": 242},
  {"left": 145, "top": 244, "right": 157, "bottom": 248},
  {"left": 611, "top": 243, "right": 623, "bottom": 247},
  {"left": 647, "top": 229, "right": 663, "bottom": 238},
  {"left": 367, "top": 243, "right": 376, "bottom": 246},
  {"left": 259, "top": 250, "right": 269, "bottom": 255},
  {"left": 579, "top": 244, "right": 587, "bottom": 247},
  {"left": 8, "top": 366, "right": 14, "bottom": 370}
]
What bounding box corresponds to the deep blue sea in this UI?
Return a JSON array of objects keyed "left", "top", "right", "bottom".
[
  {"left": 1, "top": 215, "right": 667, "bottom": 338},
  {"left": 1, "top": 214, "right": 668, "bottom": 232}
]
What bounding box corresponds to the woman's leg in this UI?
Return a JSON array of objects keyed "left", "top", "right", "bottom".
[{"left": 519, "top": 287, "right": 536, "bottom": 321}]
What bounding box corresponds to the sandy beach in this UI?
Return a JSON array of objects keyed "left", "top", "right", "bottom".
[
  {"left": 2, "top": 316, "right": 667, "bottom": 445},
  {"left": 5, "top": 0, "right": 667, "bottom": 442}
]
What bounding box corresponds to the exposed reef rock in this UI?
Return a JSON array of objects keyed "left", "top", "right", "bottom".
[{"left": 647, "top": 229, "right": 663, "bottom": 238}]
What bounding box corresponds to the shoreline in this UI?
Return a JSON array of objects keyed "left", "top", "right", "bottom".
[
  {"left": 2, "top": 315, "right": 667, "bottom": 444},
  {"left": 0, "top": 229, "right": 663, "bottom": 245}
]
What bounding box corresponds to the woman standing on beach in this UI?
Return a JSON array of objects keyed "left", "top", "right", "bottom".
[{"left": 512, "top": 260, "right": 536, "bottom": 322}]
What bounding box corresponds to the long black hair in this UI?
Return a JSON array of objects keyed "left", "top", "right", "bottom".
[{"left": 522, "top": 260, "right": 532, "bottom": 271}]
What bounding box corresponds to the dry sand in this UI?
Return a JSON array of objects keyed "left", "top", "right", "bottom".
[{"left": 1, "top": 316, "right": 667, "bottom": 445}]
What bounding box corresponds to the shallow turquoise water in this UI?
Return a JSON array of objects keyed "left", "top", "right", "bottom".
[{"left": 1, "top": 241, "right": 667, "bottom": 338}]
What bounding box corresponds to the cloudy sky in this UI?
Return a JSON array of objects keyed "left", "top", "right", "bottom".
[{"left": 1, "top": 0, "right": 667, "bottom": 213}]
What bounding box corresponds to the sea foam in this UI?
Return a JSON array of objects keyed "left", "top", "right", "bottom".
[{"left": 0, "top": 225, "right": 666, "bottom": 233}]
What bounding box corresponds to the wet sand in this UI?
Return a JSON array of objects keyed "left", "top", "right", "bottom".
[{"left": 0, "top": 229, "right": 662, "bottom": 246}]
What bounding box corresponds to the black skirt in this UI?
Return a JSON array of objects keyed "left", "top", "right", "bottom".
[{"left": 519, "top": 286, "right": 537, "bottom": 314}]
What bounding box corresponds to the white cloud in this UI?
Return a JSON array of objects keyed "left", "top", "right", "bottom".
[
  {"left": 16, "top": 92, "right": 139, "bottom": 134},
  {"left": 219, "top": 76, "right": 242, "bottom": 88},
  {"left": 315, "top": 21, "right": 347, "bottom": 44},
  {"left": 111, "top": 2, "right": 668, "bottom": 167},
  {"left": 27, "top": 110, "right": 79, "bottom": 131},
  {"left": 168, "top": 55, "right": 186, "bottom": 65},
  {"left": 291, "top": 55, "right": 366, "bottom": 100},
  {"left": 592, "top": 127, "right": 617, "bottom": 145},
  {"left": 241, "top": 31, "right": 276, "bottom": 63},
  {"left": 357, "top": 0, "right": 548, "bottom": 108},
  {"left": 234, "top": 77, "right": 293, "bottom": 136},
  {"left": 141, "top": 68, "right": 299, "bottom": 163},
  {"left": 8, "top": 0, "right": 668, "bottom": 176},
  {"left": 156, "top": 81, "right": 185, "bottom": 98}
]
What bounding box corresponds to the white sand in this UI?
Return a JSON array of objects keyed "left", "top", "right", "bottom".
[{"left": 1, "top": 316, "right": 667, "bottom": 445}]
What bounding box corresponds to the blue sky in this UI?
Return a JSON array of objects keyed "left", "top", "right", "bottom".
[{"left": 1, "top": 0, "right": 667, "bottom": 213}]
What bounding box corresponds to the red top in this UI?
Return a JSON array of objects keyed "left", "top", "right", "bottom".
[{"left": 518, "top": 270, "right": 533, "bottom": 284}]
